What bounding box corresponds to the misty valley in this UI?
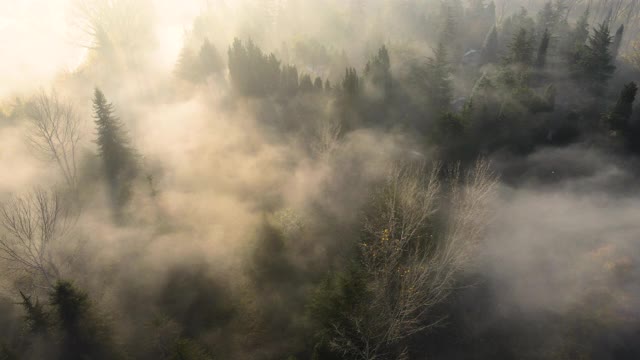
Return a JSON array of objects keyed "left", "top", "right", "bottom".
[{"left": 1, "top": 0, "right": 640, "bottom": 359}]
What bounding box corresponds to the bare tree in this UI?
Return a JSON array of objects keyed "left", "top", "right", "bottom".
[
  {"left": 25, "top": 90, "right": 80, "bottom": 190},
  {"left": 328, "top": 160, "right": 497, "bottom": 359},
  {"left": 311, "top": 116, "right": 342, "bottom": 159},
  {"left": 0, "top": 189, "right": 71, "bottom": 289}
]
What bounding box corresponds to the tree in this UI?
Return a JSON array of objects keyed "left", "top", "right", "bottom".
[
  {"left": 198, "top": 38, "right": 222, "bottom": 77},
  {"left": 311, "top": 160, "right": 497, "bottom": 359},
  {"left": 341, "top": 68, "right": 360, "bottom": 103},
  {"left": 93, "top": 88, "right": 137, "bottom": 210},
  {"left": 25, "top": 90, "right": 80, "bottom": 190},
  {"left": 481, "top": 26, "right": 499, "bottom": 64},
  {"left": 577, "top": 23, "right": 616, "bottom": 96},
  {"left": 0, "top": 189, "right": 69, "bottom": 288},
  {"left": 299, "top": 74, "right": 314, "bottom": 93},
  {"left": 19, "top": 291, "right": 50, "bottom": 334},
  {"left": 624, "top": 38, "right": 640, "bottom": 71},
  {"left": 50, "top": 281, "right": 120, "bottom": 360},
  {"left": 536, "top": 28, "right": 551, "bottom": 68},
  {"left": 422, "top": 42, "right": 453, "bottom": 112},
  {"left": 228, "top": 38, "right": 282, "bottom": 97},
  {"left": 314, "top": 77, "right": 324, "bottom": 92},
  {"left": 364, "top": 46, "right": 392, "bottom": 101},
  {"left": 605, "top": 82, "right": 637, "bottom": 133},
  {"left": 507, "top": 28, "right": 535, "bottom": 65}
]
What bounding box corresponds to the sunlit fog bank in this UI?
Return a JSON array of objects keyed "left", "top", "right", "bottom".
[{"left": 1, "top": 1, "right": 640, "bottom": 359}]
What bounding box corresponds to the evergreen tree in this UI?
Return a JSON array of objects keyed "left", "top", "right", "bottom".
[
  {"left": 536, "top": 28, "right": 551, "bottom": 68},
  {"left": 198, "top": 38, "right": 222, "bottom": 77},
  {"left": 424, "top": 42, "right": 453, "bottom": 112},
  {"left": 175, "top": 45, "right": 200, "bottom": 83},
  {"left": 364, "top": 45, "right": 392, "bottom": 100},
  {"left": 50, "top": 281, "right": 120, "bottom": 360},
  {"left": 481, "top": 25, "right": 499, "bottom": 64},
  {"left": 228, "top": 38, "right": 282, "bottom": 97},
  {"left": 578, "top": 23, "right": 615, "bottom": 95},
  {"left": 341, "top": 68, "right": 360, "bottom": 102},
  {"left": 93, "top": 88, "right": 137, "bottom": 210},
  {"left": 313, "top": 77, "right": 324, "bottom": 92},
  {"left": 606, "top": 82, "right": 637, "bottom": 132},
  {"left": 565, "top": 8, "right": 590, "bottom": 64},
  {"left": 280, "top": 64, "right": 299, "bottom": 96},
  {"left": 507, "top": 28, "right": 535, "bottom": 65},
  {"left": 299, "top": 74, "right": 314, "bottom": 93},
  {"left": 19, "top": 292, "right": 49, "bottom": 334}
]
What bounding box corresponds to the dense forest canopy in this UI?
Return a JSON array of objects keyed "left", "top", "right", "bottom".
[{"left": 1, "top": 0, "right": 640, "bottom": 359}]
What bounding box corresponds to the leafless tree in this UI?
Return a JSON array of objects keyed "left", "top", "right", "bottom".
[
  {"left": 328, "top": 160, "right": 497, "bottom": 359},
  {"left": 311, "top": 116, "right": 342, "bottom": 159},
  {"left": 25, "top": 90, "right": 80, "bottom": 190},
  {"left": 0, "top": 189, "right": 71, "bottom": 289}
]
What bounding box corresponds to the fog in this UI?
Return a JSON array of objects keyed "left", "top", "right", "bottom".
[{"left": 1, "top": 1, "right": 640, "bottom": 359}]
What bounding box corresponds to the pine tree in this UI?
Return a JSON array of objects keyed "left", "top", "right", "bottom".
[
  {"left": 313, "top": 77, "right": 324, "bottom": 92},
  {"left": 175, "top": 44, "right": 200, "bottom": 83},
  {"left": 50, "top": 281, "right": 120, "bottom": 360},
  {"left": 481, "top": 25, "right": 499, "bottom": 64},
  {"left": 19, "top": 291, "right": 50, "bottom": 334},
  {"left": 606, "top": 82, "right": 637, "bottom": 132},
  {"left": 507, "top": 28, "right": 535, "bottom": 65},
  {"left": 93, "top": 88, "right": 137, "bottom": 209},
  {"left": 299, "top": 74, "right": 314, "bottom": 93},
  {"left": 424, "top": 42, "right": 453, "bottom": 112},
  {"left": 342, "top": 68, "right": 360, "bottom": 102},
  {"left": 536, "top": 28, "right": 551, "bottom": 68},
  {"left": 364, "top": 46, "right": 392, "bottom": 100},
  {"left": 198, "top": 38, "right": 222, "bottom": 77},
  {"left": 578, "top": 23, "right": 615, "bottom": 95}
]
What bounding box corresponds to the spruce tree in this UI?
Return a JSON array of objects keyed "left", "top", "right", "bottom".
[
  {"left": 536, "top": 28, "right": 551, "bottom": 68},
  {"left": 50, "top": 281, "right": 120, "bottom": 360},
  {"left": 364, "top": 45, "right": 392, "bottom": 100},
  {"left": 507, "top": 28, "right": 535, "bottom": 65},
  {"left": 606, "top": 82, "right": 638, "bottom": 132},
  {"left": 19, "top": 291, "right": 50, "bottom": 335},
  {"left": 198, "top": 38, "right": 222, "bottom": 77},
  {"left": 425, "top": 42, "right": 453, "bottom": 112},
  {"left": 578, "top": 23, "right": 615, "bottom": 95},
  {"left": 93, "top": 88, "right": 137, "bottom": 209},
  {"left": 481, "top": 25, "right": 499, "bottom": 64}
]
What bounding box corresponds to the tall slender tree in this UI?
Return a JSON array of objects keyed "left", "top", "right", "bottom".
[
  {"left": 93, "top": 88, "right": 137, "bottom": 210},
  {"left": 578, "top": 23, "right": 615, "bottom": 95}
]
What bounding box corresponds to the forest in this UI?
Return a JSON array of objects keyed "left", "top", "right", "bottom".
[{"left": 1, "top": 0, "right": 640, "bottom": 359}]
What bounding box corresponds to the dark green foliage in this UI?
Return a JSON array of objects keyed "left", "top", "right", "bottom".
[
  {"left": 228, "top": 38, "right": 281, "bottom": 97},
  {"left": 50, "top": 281, "right": 120, "bottom": 360},
  {"left": 299, "top": 74, "right": 314, "bottom": 93},
  {"left": 364, "top": 46, "right": 392, "bottom": 100},
  {"left": 280, "top": 64, "right": 299, "bottom": 96},
  {"left": 307, "top": 266, "right": 367, "bottom": 355},
  {"left": 0, "top": 344, "right": 17, "bottom": 360},
  {"left": 170, "top": 338, "right": 213, "bottom": 360},
  {"left": 19, "top": 291, "right": 49, "bottom": 334},
  {"left": 422, "top": 42, "right": 453, "bottom": 113},
  {"left": 576, "top": 23, "right": 616, "bottom": 95},
  {"left": 93, "top": 88, "right": 137, "bottom": 210},
  {"left": 536, "top": 28, "right": 551, "bottom": 69},
  {"left": 176, "top": 38, "right": 222, "bottom": 83},
  {"left": 313, "top": 77, "right": 323, "bottom": 92},
  {"left": 341, "top": 67, "right": 360, "bottom": 103},
  {"left": 506, "top": 28, "right": 535, "bottom": 65},
  {"left": 605, "top": 82, "right": 638, "bottom": 133},
  {"left": 481, "top": 26, "right": 499, "bottom": 64}
]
